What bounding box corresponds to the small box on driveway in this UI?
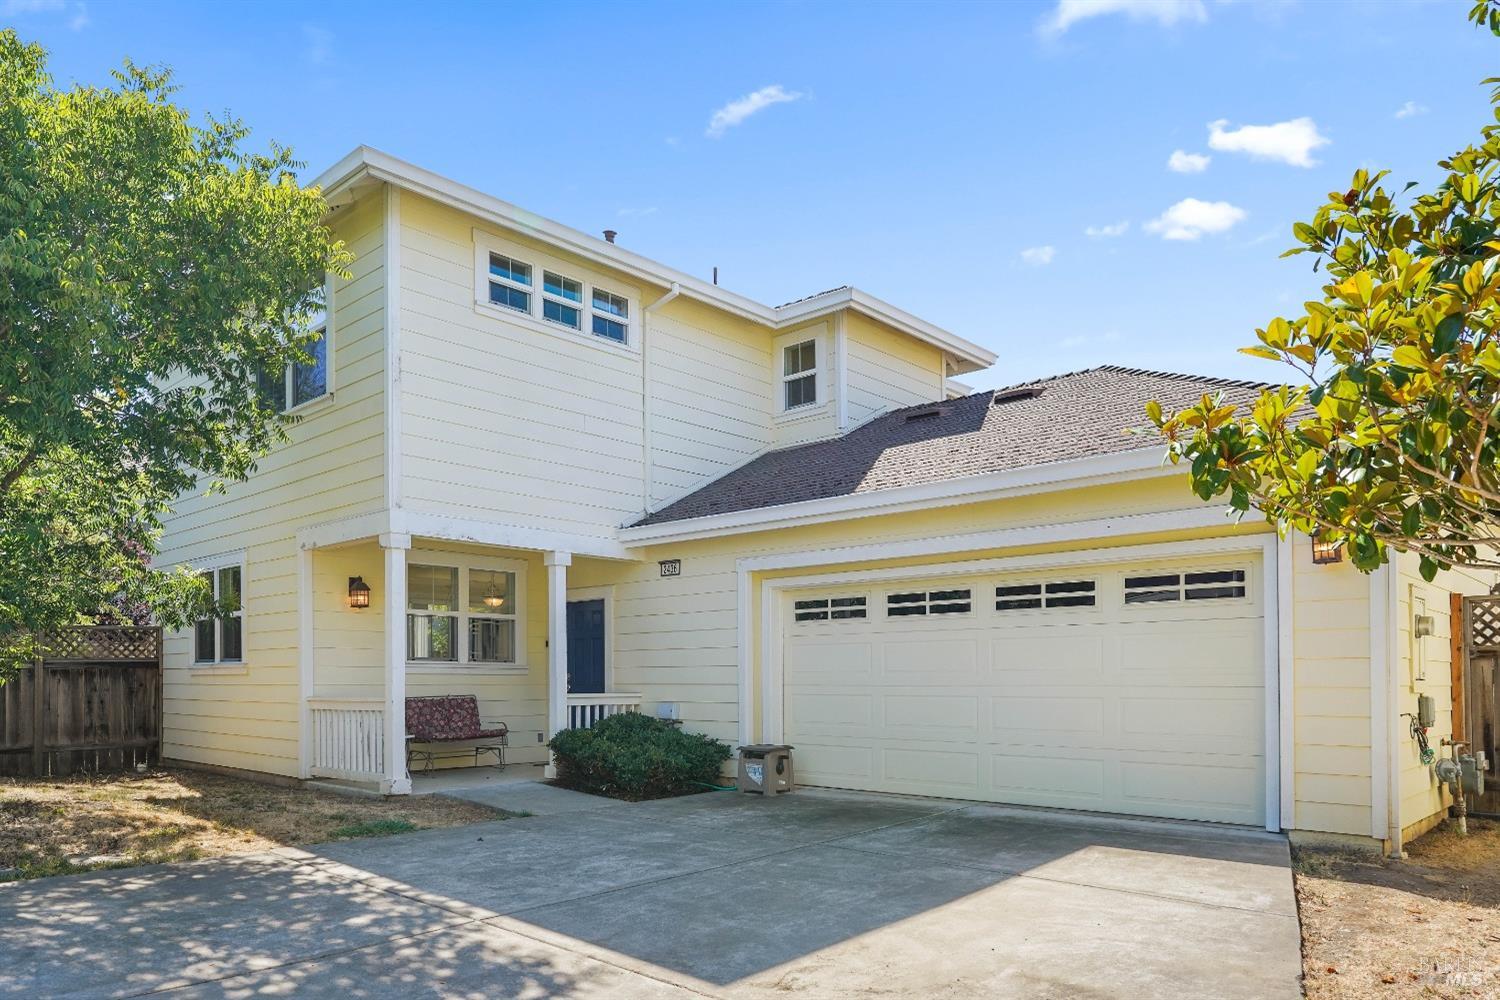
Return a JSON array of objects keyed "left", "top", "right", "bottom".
[{"left": 737, "top": 744, "right": 794, "bottom": 794}]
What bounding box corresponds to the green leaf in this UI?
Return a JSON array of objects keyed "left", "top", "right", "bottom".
[{"left": 1391, "top": 345, "right": 1427, "bottom": 369}]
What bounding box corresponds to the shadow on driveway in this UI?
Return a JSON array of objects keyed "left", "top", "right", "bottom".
[{"left": 0, "top": 789, "right": 1301, "bottom": 998}]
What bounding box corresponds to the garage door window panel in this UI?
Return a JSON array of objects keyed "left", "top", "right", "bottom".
[
  {"left": 995, "top": 579, "right": 1096, "bottom": 612},
  {"left": 885, "top": 588, "right": 972, "bottom": 617},
  {"left": 1124, "top": 568, "right": 1249, "bottom": 605},
  {"left": 794, "top": 595, "right": 868, "bottom": 623}
]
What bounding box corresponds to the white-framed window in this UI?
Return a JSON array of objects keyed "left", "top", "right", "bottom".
[
  {"left": 194, "top": 559, "right": 245, "bottom": 665},
  {"left": 885, "top": 587, "right": 972, "bottom": 617},
  {"left": 487, "top": 253, "right": 533, "bottom": 314},
  {"left": 257, "top": 327, "right": 330, "bottom": 411},
  {"left": 467, "top": 567, "right": 518, "bottom": 663},
  {"left": 591, "top": 288, "right": 629, "bottom": 343},
  {"left": 407, "top": 564, "right": 459, "bottom": 661},
  {"left": 542, "top": 270, "right": 583, "bottom": 330},
  {"left": 405, "top": 552, "right": 526, "bottom": 669},
  {"left": 472, "top": 231, "right": 640, "bottom": 351},
  {"left": 255, "top": 278, "right": 333, "bottom": 412},
  {"left": 771, "top": 326, "right": 827, "bottom": 417},
  {"left": 782, "top": 338, "right": 818, "bottom": 410}
]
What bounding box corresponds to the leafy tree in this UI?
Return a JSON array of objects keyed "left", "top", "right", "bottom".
[
  {"left": 0, "top": 31, "right": 349, "bottom": 670},
  {"left": 1148, "top": 47, "right": 1500, "bottom": 580}
]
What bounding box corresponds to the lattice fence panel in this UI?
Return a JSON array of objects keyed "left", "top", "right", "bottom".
[
  {"left": 44, "top": 627, "right": 161, "bottom": 663},
  {"left": 1469, "top": 597, "right": 1500, "bottom": 651}
]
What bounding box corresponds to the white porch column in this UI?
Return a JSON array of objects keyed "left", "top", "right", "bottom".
[
  {"left": 544, "top": 551, "right": 572, "bottom": 772},
  {"left": 381, "top": 531, "right": 412, "bottom": 795},
  {"left": 296, "top": 546, "right": 314, "bottom": 779}
]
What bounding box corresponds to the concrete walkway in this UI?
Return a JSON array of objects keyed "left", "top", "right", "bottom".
[{"left": 0, "top": 790, "right": 1302, "bottom": 999}]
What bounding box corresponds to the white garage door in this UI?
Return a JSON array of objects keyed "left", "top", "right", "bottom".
[{"left": 780, "top": 553, "right": 1266, "bottom": 825}]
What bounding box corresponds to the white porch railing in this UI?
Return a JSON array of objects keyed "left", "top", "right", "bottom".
[
  {"left": 308, "top": 697, "right": 386, "bottom": 782},
  {"left": 567, "top": 692, "right": 642, "bottom": 730}
]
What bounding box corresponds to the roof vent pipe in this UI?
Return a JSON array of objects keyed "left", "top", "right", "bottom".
[{"left": 603, "top": 229, "right": 617, "bottom": 244}]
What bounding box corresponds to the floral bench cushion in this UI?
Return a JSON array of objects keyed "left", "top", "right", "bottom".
[{"left": 405, "top": 695, "right": 508, "bottom": 743}]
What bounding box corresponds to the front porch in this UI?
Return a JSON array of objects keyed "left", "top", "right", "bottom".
[{"left": 294, "top": 532, "right": 641, "bottom": 793}]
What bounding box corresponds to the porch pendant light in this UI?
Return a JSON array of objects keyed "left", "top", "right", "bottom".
[
  {"left": 482, "top": 586, "right": 506, "bottom": 610},
  {"left": 347, "top": 576, "right": 372, "bottom": 609},
  {"left": 1310, "top": 533, "right": 1344, "bottom": 565}
]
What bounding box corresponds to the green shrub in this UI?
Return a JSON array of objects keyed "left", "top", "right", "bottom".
[{"left": 548, "top": 712, "right": 732, "bottom": 800}]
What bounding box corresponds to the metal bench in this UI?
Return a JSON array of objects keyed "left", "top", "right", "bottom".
[{"left": 404, "top": 694, "right": 508, "bottom": 773}]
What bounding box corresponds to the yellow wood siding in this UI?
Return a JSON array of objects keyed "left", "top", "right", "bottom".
[
  {"left": 1393, "top": 554, "right": 1493, "bottom": 833},
  {"left": 157, "top": 192, "right": 388, "bottom": 777},
  {"left": 646, "top": 297, "right": 773, "bottom": 510},
  {"left": 844, "top": 312, "right": 945, "bottom": 423},
  {"left": 397, "top": 194, "right": 646, "bottom": 539},
  {"left": 1287, "top": 537, "right": 1373, "bottom": 837}
]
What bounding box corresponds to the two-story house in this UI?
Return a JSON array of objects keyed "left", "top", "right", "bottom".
[{"left": 157, "top": 146, "right": 1492, "bottom": 856}]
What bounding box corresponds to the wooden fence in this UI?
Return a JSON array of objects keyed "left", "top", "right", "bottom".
[{"left": 0, "top": 626, "right": 163, "bottom": 778}]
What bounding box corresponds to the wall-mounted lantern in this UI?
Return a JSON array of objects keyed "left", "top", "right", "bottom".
[
  {"left": 1310, "top": 533, "right": 1344, "bottom": 565},
  {"left": 348, "top": 576, "right": 371, "bottom": 609}
]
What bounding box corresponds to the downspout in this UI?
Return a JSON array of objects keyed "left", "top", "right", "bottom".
[
  {"left": 1385, "top": 568, "right": 1404, "bottom": 857},
  {"left": 1372, "top": 564, "right": 1404, "bottom": 858},
  {"left": 641, "top": 282, "right": 682, "bottom": 515}
]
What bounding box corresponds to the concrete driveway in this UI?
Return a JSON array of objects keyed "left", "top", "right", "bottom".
[{"left": 0, "top": 789, "right": 1301, "bottom": 999}]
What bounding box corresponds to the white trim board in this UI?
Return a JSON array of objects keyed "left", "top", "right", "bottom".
[
  {"left": 312, "top": 147, "right": 994, "bottom": 372},
  {"left": 621, "top": 447, "right": 1182, "bottom": 545},
  {"left": 741, "top": 532, "right": 1284, "bottom": 833},
  {"left": 295, "top": 508, "right": 635, "bottom": 562}
]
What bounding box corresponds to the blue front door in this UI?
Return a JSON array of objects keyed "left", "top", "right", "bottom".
[{"left": 566, "top": 599, "right": 606, "bottom": 694}]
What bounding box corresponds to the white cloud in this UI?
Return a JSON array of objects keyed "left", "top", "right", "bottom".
[
  {"left": 1167, "top": 149, "right": 1211, "bottom": 173},
  {"left": 617, "top": 206, "right": 659, "bottom": 219},
  {"left": 705, "top": 85, "right": 803, "bottom": 139},
  {"left": 1085, "top": 221, "right": 1129, "bottom": 238},
  {"left": 2, "top": 0, "right": 88, "bottom": 29},
  {"left": 1144, "top": 198, "right": 1247, "bottom": 241},
  {"left": 1020, "top": 245, "right": 1057, "bottom": 265},
  {"left": 1395, "top": 100, "right": 1429, "bottom": 120},
  {"left": 1207, "top": 117, "right": 1329, "bottom": 168},
  {"left": 1040, "top": 0, "right": 1206, "bottom": 36}
]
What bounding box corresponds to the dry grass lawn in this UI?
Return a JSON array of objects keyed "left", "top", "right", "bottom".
[
  {"left": 1297, "top": 817, "right": 1500, "bottom": 998},
  {"left": 0, "top": 767, "right": 502, "bottom": 883}
]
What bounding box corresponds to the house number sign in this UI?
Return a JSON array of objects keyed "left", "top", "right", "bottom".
[{"left": 659, "top": 559, "right": 682, "bottom": 577}]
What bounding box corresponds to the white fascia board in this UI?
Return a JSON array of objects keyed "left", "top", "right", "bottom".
[
  {"left": 294, "top": 507, "right": 637, "bottom": 562},
  {"left": 394, "top": 511, "right": 637, "bottom": 562},
  {"left": 770, "top": 287, "right": 995, "bottom": 372},
  {"left": 311, "top": 147, "right": 996, "bottom": 371},
  {"left": 619, "top": 446, "right": 1180, "bottom": 546}
]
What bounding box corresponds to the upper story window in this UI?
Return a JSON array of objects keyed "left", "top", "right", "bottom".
[
  {"left": 488, "top": 253, "right": 533, "bottom": 313},
  {"left": 783, "top": 339, "right": 818, "bottom": 409},
  {"left": 542, "top": 271, "right": 583, "bottom": 330},
  {"left": 592, "top": 288, "right": 629, "bottom": 343},
  {"left": 474, "top": 234, "right": 638, "bottom": 350},
  {"left": 257, "top": 326, "right": 328, "bottom": 411},
  {"left": 194, "top": 560, "right": 244, "bottom": 665}
]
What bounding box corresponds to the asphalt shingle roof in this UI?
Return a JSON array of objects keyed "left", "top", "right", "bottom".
[{"left": 633, "top": 365, "right": 1272, "bottom": 527}]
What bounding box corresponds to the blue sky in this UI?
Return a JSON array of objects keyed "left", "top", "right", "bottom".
[{"left": 5, "top": 0, "right": 1495, "bottom": 388}]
